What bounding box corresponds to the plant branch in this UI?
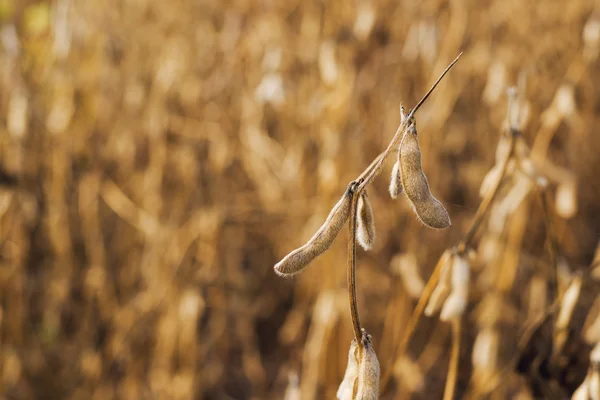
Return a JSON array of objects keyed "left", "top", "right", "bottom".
[
  {"left": 346, "top": 53, "right": 463, "bottom": 346},
  {"left": 347, "top": 182, "right": 363, "bottom": 343},
  {"left": 457, "top": 130, "right": 516, "bottom": 253},
  {"left": 379, "top": 249, "right": 452, "bottom": 392},
  {"left": 444, "top": 318, "right": 461, "bottom": 400},
  {"left": 537, "top": 188, "right": 561, "bottom": 298},
  {"left": 444, "top": 319, "right": 462, "bottom": 400}
]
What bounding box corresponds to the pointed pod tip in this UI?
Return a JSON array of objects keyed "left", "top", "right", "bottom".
[{"left": 273, "top": 263, "right": 294, "bottom": 278}]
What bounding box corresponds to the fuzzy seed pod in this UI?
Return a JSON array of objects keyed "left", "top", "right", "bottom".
[
  {"left": 440, "top": 288, "right": 468, "bottom": 321},
  {"left": 440, "top": 255, "right": 470, "bottom": 321},
  {"left": 357, "top": 192, "right": 376, "bottom": 251},
  {"left": 274, "top": 183, "right": 354, "bottom": 277},
  {"left": 337, "top": 339, "right": 359, "bottom": 400},
  {"left": 479, "top": 164, "right": 502, "bottom": 198},
  {"left": 356, "top": 333, "right": 380, "bottom": 400},
  {"left": 451, "top": 254, "right": 470, "bottom": 291},
  {"left": 399, "top": 128, "right": 451, "bottom": 229},
  {"left": 389, "top": 160, "right": 403, "bottom": 199},
  {"left": 425, "top": 282, "right": 451, "bottom": 317}
]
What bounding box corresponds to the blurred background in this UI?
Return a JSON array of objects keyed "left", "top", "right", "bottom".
[{"left": 1, "top": 0, "right": 600, "bottom": 399}]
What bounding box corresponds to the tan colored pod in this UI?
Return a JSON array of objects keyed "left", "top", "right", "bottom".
[
  {"left": 389, "top": 160, "right": 403, "bottom": 199},
  {"left": 274, "top": 183, "right": 355, "bottom": 277},
  {"left": 356, "top": 333, "right": 380, "bottom": 400},
  {"left": 399, "top": 128, "right": 451, "bottom": 229},
  {"left": 440, "top": 288, "right": 468, "bottom": 321},
  {"left": 357, "top": 192, "right": 376, "bottom": 251},
  {"left": 337, "top": 339, "right": 359, "bottom": 400}
]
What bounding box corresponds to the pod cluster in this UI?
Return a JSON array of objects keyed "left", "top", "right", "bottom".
[{"left": 337, "top": 331, "right": 381, "bottom": 400}]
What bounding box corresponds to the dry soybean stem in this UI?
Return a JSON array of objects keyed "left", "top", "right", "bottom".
[
  {"left": 537, "top": 188, "right": 561, "bottom": 297},
  {"left": 379, "top": 250, "right": 452, "bottom": 391},
  {"left": 346, "top": 54, "right": 462, "bottom": 345},
  {"left": 348, "top": 184, "right": 363, "bottom": 342},
  {"left": 443, "top": 319, "right": 461, "bottom": 400},
  {"left": 458, "top": 130, "right": 516, "bottom": 253}
]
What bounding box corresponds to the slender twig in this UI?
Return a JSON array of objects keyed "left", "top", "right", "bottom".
[
  {"left": 537, "top": 188, "right": 561, "bottom": 298},
  {"left": 356, "top": 53, "right": 463, "bottom": 194},
  {"left": 347, "top": 182, "right": 363, "bottom": 342},
  {"left": 458, "top": 88, "right": 520, "bottom": 253},
  {"left": 457, "top": 131, "right": 516, "bottom": 253},
  {"left": 444, "top": 319, "right": 462, "bottom": 400},
  {"left": 379, "top": 250, "right": 452, "bottom": 391}
]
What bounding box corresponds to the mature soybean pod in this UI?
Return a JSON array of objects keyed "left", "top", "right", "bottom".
[
  {"left": 274, "top": 183, "right": 354, "bottom": 277},
  {"left": 337, "top": 339, "right": 359, "bottom": 400},
  {"left": 399, "top": 129, "right": 451, "bottom": 229},
  {"left": 357, "top": 193, "right": 376, "bottom": 251},
  {"left": 389, "top": 159, "right": 403, "bottom": 199},
  {"left": 356, "top": 333, "right": 380, "bottom": 400}
]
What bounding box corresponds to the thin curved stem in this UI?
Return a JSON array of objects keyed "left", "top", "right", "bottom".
[
  {"left": 347, "top": 186, "right": 362, "bottom": 343},
  {"left": 347, "top": 54, "right": 462, "bottom": 346},
  {"left": 458, "top": 131, "right": 516, "bottom": 253}
]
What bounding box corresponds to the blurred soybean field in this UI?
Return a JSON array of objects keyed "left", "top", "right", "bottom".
[{"left": 1, "top": 0, "right": 600, "bottom": 399}]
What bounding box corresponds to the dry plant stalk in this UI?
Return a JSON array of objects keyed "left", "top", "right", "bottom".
[{"left": 273, "top": 54, "right": 462, "bottom": 396}]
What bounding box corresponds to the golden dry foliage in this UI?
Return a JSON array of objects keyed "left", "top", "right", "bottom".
[{"left": 1, "top": 0, "right": 600, "bottom": 399}]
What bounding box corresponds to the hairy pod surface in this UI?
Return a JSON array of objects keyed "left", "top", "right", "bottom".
[
  {"left": 337, "top": 339, "right": 359, "bottom": 400},
  {"left": 440, "top": 254, "right": 470, "bottom": 321},
  {"left": 357, "top": 192, "right": 376, "bottom": 251},
  {"left": 399, "top": 128, "right": 451, "bottom": 229},
  {"left": 274, "top": 183, "right": 355, "bottom": 277},
  {"left": 356, "top": 333, "right": 380, "bottom": 400},
  {"left": 451, "top": 254, "right": 470, "bottom": 290},
  {"left": 389, "top": 160, "right": 403, "bottom": 199}
]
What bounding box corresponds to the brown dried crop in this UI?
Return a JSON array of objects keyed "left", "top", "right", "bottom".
[
  {"left": 337, "top": 338, "right": 359, "bottom": 400},
  {"left": 357, "top": 192, "right": 376, "bottom": 251},
  {"left": 3, "top": 1, "right": 600, "bottom": 399},
  {"left": 389, "top": 160, "right": 403, "bottom": 199},
  {"left": 356, "top": 332, "right": 381, "bottom": 400},
  {"left": 398, "top": 115, "right": 451, "bottom": 229},
  {"left": 274, "top": 183, "right": 355, "bottom": 277}
]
